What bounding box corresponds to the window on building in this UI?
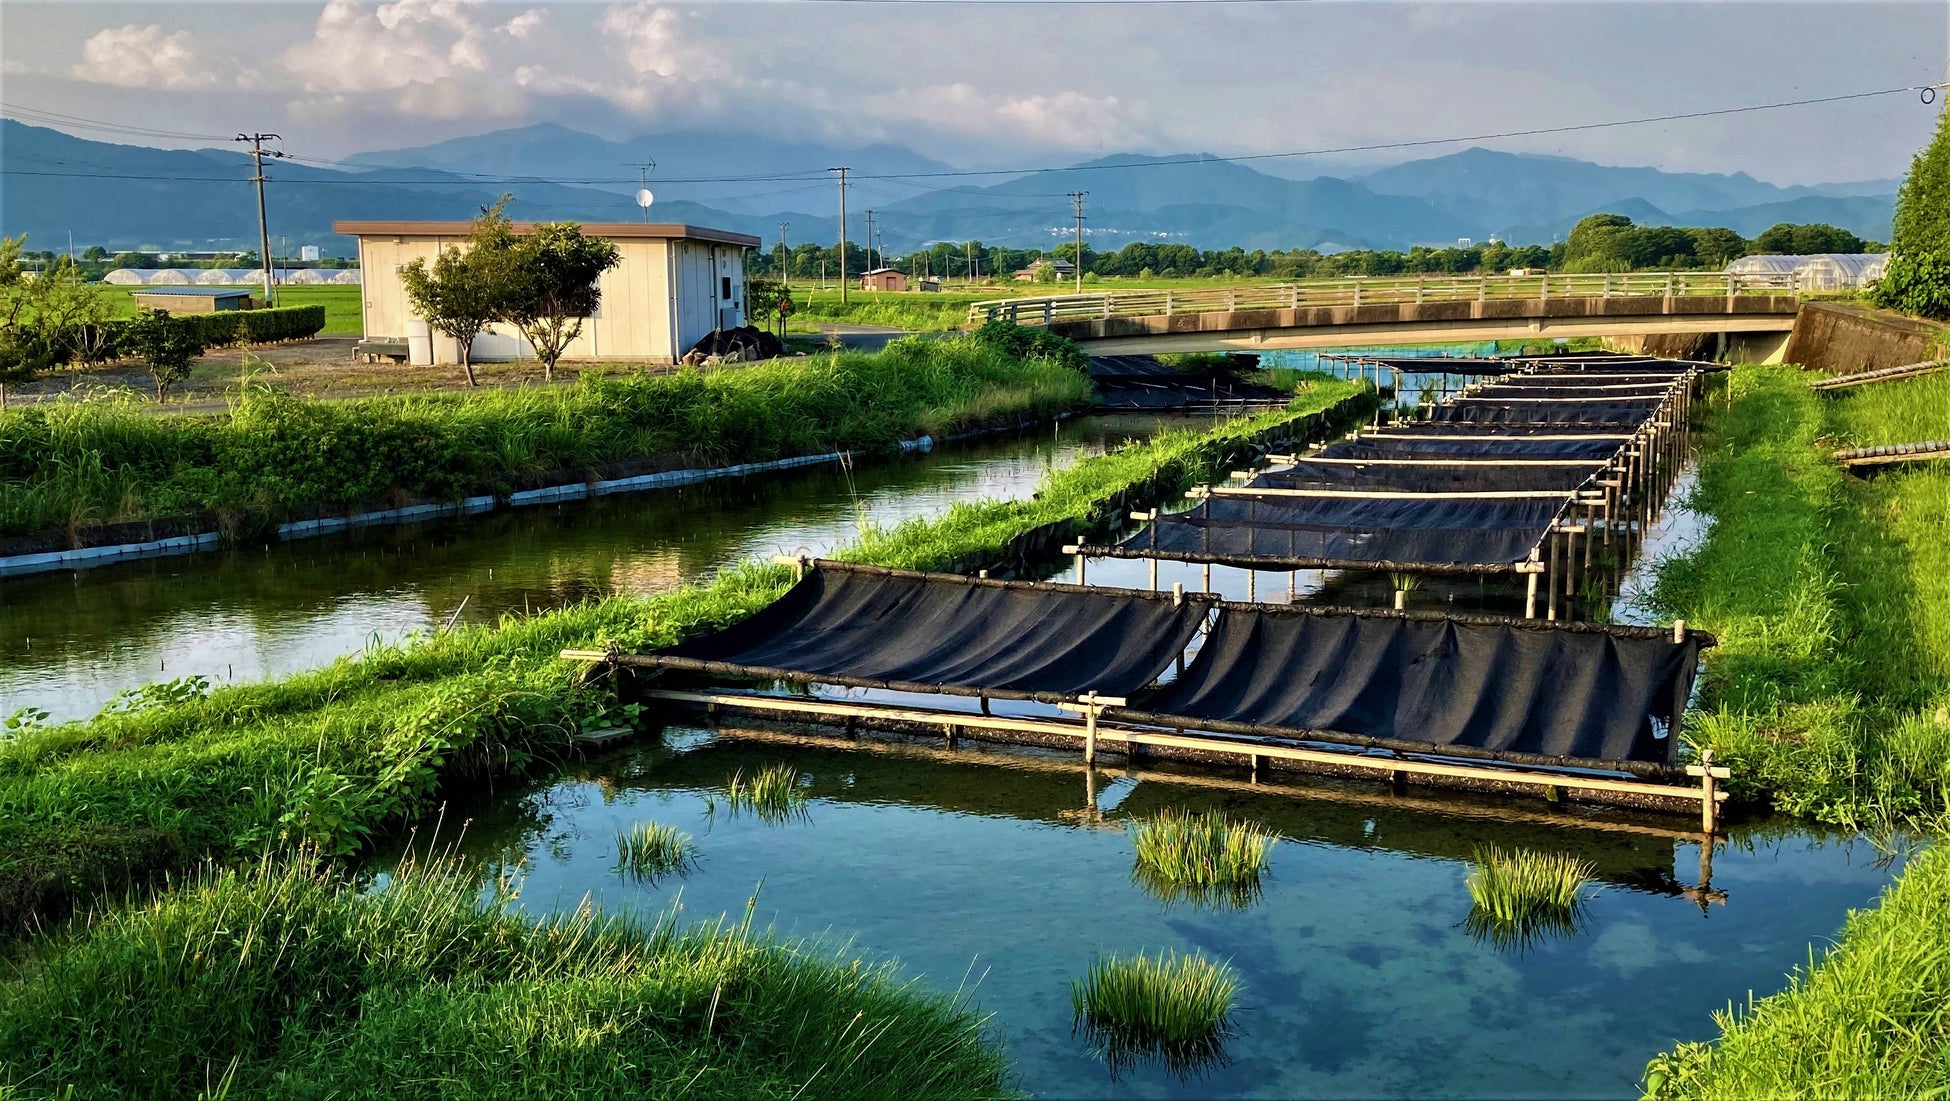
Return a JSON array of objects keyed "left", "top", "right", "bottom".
[{"left": 721, "top": 276, "right": 732, "bottom": 300}]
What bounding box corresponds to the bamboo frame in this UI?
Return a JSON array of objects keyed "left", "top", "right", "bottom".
[{"left": 625, "top": 686, "right": 1727, "bottom": 827}]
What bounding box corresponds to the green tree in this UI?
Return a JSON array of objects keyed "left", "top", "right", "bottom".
[
  {"left": 125, "top": 307, "right": 208, "bottom": 401},
  {"left": 490, "top": 223, "right": 620, "bottom": 382},
  {"left": 0, "top": 238, "right": 116, "bottom": 407},
  {"left": 1871, "top": 108, "right": 1950, "bottom": 319},
  {"left": 1753, "top": 222, "right": 1867, "bottom": 255},
  {"left": 745, "top": 278, "right": 791, "bottom": 337},
  {"left": 401, "top": 198, "right": 511, "bottom": 387}
]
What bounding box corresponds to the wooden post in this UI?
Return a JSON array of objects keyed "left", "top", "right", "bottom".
[
  {"left": 1084, "top": 702, "right": 1098, "bottom": 765},
  {"left": 1064, "top": 544, "right": 1086, "bottom": 585},
  {"left": 1149, "top": 557, "right": 1159, "bottom": 591},
  {"left": 1394, "top": 587, "right": 1406, "bottom": 611},
  {"left": 1525, "top": 568, "right": 1539, "bottom": 619},
  {"left": 1247, "top": 570, "right": 1256, "bottom": 602},
  {"left": 1202, "top": 562, "right": 1212, "bottom": 593},
  {"left": 1699, "top": 749, "right": 1717, "bottom": 833}
]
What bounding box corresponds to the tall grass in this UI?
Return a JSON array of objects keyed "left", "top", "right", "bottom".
[
  {"left": 1071, "top": 950, "right": 1240, "bottom": 1078},
  {"left": 615, "top": 822, "right": 698, "bottom": 884},
  {"left": 0, "top": 333, "right": 1090, "bottom": 539},
  {"left": 1128, "top": 809, "right": 1272, "bottom": 909},
  {"left": 0, "top": 853, "right": 1012, "bottom": 1099},
  {"left": 1643, "top": 842, "right": 1950, "bottom": 1099},
  {"left": 1463, "top": 846, "right": 1594, "bottom": 951}
]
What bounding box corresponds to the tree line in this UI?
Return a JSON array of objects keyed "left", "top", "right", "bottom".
[{"left": 745, "top": 219, "right": 1879, "bottom": 284}]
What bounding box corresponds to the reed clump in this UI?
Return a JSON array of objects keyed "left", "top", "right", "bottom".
[
  {"left": 1071, "top": 950, "right": 1240, "bottom": 1077},
  {"left": 1463, "top": 845, "right": 1594, "bottom": 950},
  {"left": 614, "top": 821, "right": 697, "bottom": 884},
  {"left": 0, "top": 853, "right": 1012, "bottom": 1099},
  {"left": 1128, "top": 809, "right": 1272, "bottom": 909},
  {"left": 717, "top": 764, "right": 810, "bottom": 823}
]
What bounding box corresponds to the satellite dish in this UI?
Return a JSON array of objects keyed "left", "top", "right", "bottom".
[{"left": 635, "top": 188, "right": 655, "bottom": 209}]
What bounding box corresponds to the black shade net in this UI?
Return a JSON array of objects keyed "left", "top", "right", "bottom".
[
  {"left": 1429, "top": 399, "right": 1663, "bottom": 427},
  {"left": 1253, "top": 459, "right": 1604, "bottom": 494},
  {"left": 1129, "top": 607, "right": 1705, "bottom": 767},
  {"left": 1320, "top": 437, "right": 1629, "bottom": 460},
  {"left": 1112, "top": 494, "right": 1568, "bottom": 571},
  {"left": 651, "top": 565, "right": 1209, "bottom": 702}
]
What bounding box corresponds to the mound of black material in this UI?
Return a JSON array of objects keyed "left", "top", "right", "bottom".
[
  {"left": 681, "top": 326, "right": 788, "bottom": 364},
  {"left": 1131, "top": 606, "right": 1703, "bottom": 766},
  {"left": 652, "top": 565, "right": 1209, "bottom": 702}
]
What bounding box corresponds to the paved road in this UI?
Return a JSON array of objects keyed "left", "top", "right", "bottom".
[{"left": 805, "top": 323, "right": 911, "bottom": 352}]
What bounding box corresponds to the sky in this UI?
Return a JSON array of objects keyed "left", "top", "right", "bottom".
[{"left": 2, "top": 0, "right": 1946, "bottom": 185}]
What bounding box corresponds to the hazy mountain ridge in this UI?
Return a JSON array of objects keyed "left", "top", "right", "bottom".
[{"left": 0, "top": 120, "right": 1896, "bottom": 256}]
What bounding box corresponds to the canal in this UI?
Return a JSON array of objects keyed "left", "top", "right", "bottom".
[{"left": 0, "top": 413, "right": 1198, "bottom": 721}]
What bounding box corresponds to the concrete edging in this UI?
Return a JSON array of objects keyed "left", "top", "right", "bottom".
[{"left": 0, "top": 436, "right": 936, "bottom": 579}]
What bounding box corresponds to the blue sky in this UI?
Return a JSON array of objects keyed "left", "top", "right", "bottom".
[{"left": 2, "top": 0, "right": 1945, "bottom": 183}]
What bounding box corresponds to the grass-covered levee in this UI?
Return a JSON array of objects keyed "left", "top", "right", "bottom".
[
  {"left": 0, "top": 332, "right": 1093, "bottom": 545},
  {"left": 0, "top": 376, "right": 1373, "bottom": 1098},
  {"left": 1641, "top": 365, "right": 1950, "bottom": 1097}
]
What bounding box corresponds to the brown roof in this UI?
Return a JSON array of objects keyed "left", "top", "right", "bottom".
[{"left": 332, "top": 221, "right": 761, "bottom": 248}]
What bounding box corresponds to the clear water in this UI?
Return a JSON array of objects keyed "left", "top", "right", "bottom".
[
  {"left": 425, "top": 728, "right": 1902, "bottom": 1099},
  {"left": 0, "top": 415, "right": 1196, "bottom": 721}
]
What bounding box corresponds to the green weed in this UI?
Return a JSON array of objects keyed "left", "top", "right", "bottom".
[
  {"left": 1070, "top": 950, "right": 1240, "bottom": 1078},
  {"left": 718, "top": 764, "right": 810, "bottom": 824},
  {"left": 614, "top": 822, "right": 698, "bottom": 884},
  {"left": 1128, "top": 809, "right": 1272, "bottom": 909},
  {"left": 1463, "top": 845, "right": 1594, "bottom": 951}
]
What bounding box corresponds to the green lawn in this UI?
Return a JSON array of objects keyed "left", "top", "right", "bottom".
[{"left": 102, "top": 284, "right": 362, "bottom": 335}]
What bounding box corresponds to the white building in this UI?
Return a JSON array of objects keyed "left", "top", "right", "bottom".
[{"left": 334, "top": 220, "right": 760, "bottom": 365}]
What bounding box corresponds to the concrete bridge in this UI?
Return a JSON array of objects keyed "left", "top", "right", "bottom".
[{"left": 970, "top": 272, "right": 1801, "bottom": 358}]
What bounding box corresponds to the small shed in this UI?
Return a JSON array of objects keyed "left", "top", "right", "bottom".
[
  {"left": 860, "top": 267, "right": 909, "bottom": 292},
  {"left": 130, "top": 287, "right": 253, "bottom": 313}
]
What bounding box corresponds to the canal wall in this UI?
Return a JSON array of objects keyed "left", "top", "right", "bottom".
[
  {"left": 1782, "top": 302, "right": 1946, "bottom": 374},
  {"left": 0, "top": 437, "right": 941, "bottom": 579}
]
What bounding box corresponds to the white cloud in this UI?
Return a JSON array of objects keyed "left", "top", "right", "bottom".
[
  {"left": 502, "top": 9, "right": 545, "bottom": 38},
  {"left": 283, "top": 0, "right": 492, "bottom": 96},
  {"left": 888, "top": 83, "right": 1140, "bottom": 149},
  {"left": 70, "top": 25, "right": 218, "bottom": 90}
]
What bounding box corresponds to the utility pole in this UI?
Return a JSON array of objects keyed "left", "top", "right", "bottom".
[
  {"left": 828, "top": 167, "right": 850, "bottom": 303},
  {"left": 236, "top": 133, "right": 285, "bottom": 306},
  {"left": 1068, "top": 190, "right": 1087, "bottom": 294},
  {"left": 778, "top": 221, "right": 790, "bottom": 285},
  {"left": 967, "top": 241, "right": 975, "bottom": 282},
  {"left": 626, "top": 162, "right": 656, "bottom": 224},
  {"left": 863, "top": 210, "right": 877, "bottom": 271}
]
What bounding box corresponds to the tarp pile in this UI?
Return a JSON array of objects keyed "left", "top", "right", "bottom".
[
  {"left": 635, "top": 562, "right": 1709, "bottom": 772},
  {"left": 1083, "top": 354, "right": 1701, "bottom": 575}
]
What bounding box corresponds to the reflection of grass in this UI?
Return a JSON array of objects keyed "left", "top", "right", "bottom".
[
  {"left": 1463, "top": 845, "right": 1593, "bottom": 952},
  {"left": 1071, "top": 950, "right": 1239, "bottom": 1080},
  {"left": 614, "top": 822, "right": 697, "bottom": 884},
  {"left": 1129, "top": 809, "right": 1271, "bottom": 910},
  {"left": 713, "top": 764, "right": 810, "bottom": 823}
]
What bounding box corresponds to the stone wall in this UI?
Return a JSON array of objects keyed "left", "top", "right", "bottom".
[{"left": 1783, "top": 302, "right": 1945, "bottom": 374}]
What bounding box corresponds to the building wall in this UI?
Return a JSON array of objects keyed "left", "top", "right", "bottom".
[{"left": 355, "top": 233, "right": 745, "bottom": 364}]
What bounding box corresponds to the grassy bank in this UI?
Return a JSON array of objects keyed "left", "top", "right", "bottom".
[
  {"left": 0, "top": 379, "right": 1365, "bottom": 1096},
  {"left": 1639, "top": 365, "right": 1950, "bottom": 1095},
  {"left": 0, "top": 334, "right": 1090, "bottom": 543},
  {"left": 0, "top": 853, "right": 1009, "bottom": 1100},
  {"left": 1648, "top": 367, "right": 1950, "bottom": 825},
  {"left": 0, "top": 379, "right": 1365, "bottom": 932}
]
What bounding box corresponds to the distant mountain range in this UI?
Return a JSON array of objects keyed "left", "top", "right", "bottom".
[{"left": 0, "top": 119, "right": 1898, "bottom": 258}]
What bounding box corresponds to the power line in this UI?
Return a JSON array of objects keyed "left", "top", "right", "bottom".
[{"left": 5, "top": 83, "right": 1945, "bottom": 191}]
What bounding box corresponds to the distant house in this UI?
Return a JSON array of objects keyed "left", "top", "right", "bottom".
[
  {"left": 1012, "top": 258, "right": 1075, "bottom": 282},
  {"left": 130, "top": 287, "right": 253, "bottom": 313},
  {"left": 916, "top": 277, "right": 942, "bottom": 293},
  {"left": 859, "top": 267, "right": 909, "bottom": 292}
]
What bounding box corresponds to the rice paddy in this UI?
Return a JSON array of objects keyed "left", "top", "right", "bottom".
[
  {"left": 1128, "top": 808, "right": 1273, "bottom": 909},
  {"left": 614, "top": 822, "right": 698, "bottom": 884},
  {"left": 1463, "top": 845, "right": 1595, "bottom": 951},
  {"left": 1071, "top": 949, "right": 1241, "bottom": 1078}
]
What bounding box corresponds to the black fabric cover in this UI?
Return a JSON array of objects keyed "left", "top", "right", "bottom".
[
  {"left": 1253, "top": 459, "right": 1603, "bottom": 493},
  {"left": 652, "top": 566, "right": 1205, "bottom": 700},
  {"left": 1117, "top": 494, "right": 1564, "bottom": 570},
  {"left": 1430, "top": 399, "right": 1661, "bottom": 427},
  {"left": 1132, "top": 608, "right": 1704, "bottom": 766},
  {"left": 1320, "top": 437, "right": 1627, "bottom": 460}
]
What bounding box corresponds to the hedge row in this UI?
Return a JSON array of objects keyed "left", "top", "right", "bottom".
[{"left": 150, "top": 305, "right": 329, "bottom": 347}]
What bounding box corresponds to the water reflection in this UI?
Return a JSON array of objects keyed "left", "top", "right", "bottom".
[
  {"left": 2, "top": 414, "right": 1188, "bottom": 720},
  {"left": 386, "top": 725, "right": 1903, "bottom": 1099}
]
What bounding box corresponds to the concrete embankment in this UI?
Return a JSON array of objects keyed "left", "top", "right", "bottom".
[{"left": 1782, "top": 301, "right": 1946, "bottom": 374}]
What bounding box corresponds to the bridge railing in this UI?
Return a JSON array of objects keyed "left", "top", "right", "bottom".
[{"left": 967, "top": 271, "right": 1801, "bottom": 327}]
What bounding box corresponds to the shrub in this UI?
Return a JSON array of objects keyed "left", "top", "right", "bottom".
[
  {"left": 971, "top": 318, "right": 1089, "bottom": 373},
  {"left": 1867, "top": 252, "right": 1950, "bottom": 321}
]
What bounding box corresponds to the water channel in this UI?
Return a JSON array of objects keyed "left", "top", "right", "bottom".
[
  {"left": 411, "top": 729, "right": 1903, "bottom": 1098},
  {"left": 0, "top": 413, "right": 1201, "bottom": 721}
]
